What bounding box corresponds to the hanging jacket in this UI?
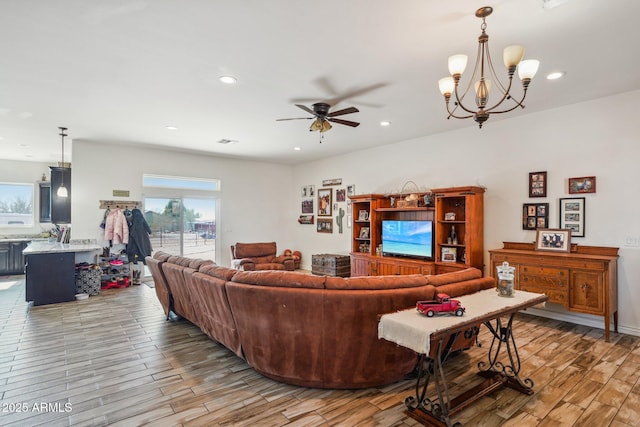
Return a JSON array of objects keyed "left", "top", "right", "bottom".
[
  {"left": 126, "top": 208, "right": 153, "bottom": 263},
  {"left": 104, "top": 208, "right": 129, "bottom": 244}
]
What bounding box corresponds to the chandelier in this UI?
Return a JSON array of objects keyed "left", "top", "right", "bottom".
[{"left": 438, "top": 6, "right": 540, "bottom": 128}]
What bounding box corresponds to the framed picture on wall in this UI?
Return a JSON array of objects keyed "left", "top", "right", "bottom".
[
  {"left": 559, "top": 197, "right": 585, "bottom": 237},
  {"left": 568, "top": 176, "right": 596, "bottom": 194},
  {"left": 317, "top": 188, "right": 332, "bottom": 216},
  {"left": 301, "top": 198, "right": 313, "bottom": 214},
  {"left": 317, "top": 218, "right": 333, "bottom": 233},
  {"left": 529, "top": 171, "right": 547, "bottom": 198},
  {"left": 522, "top": 203, "right": 549, "bottom": 230}
]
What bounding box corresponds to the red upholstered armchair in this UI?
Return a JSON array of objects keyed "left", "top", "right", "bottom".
[{"left": 230, "top": 242, "right": 295, "bottom": 271}]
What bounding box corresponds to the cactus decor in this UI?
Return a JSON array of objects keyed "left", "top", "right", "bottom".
[{"left": 336, "top": 208, "right": 345, "bottom": 234}]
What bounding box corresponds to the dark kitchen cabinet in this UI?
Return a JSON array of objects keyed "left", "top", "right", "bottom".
[{"left": 0, "top": 241, "right": 28, "bottom": 275}]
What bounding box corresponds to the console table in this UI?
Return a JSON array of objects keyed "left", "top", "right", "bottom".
[
  {"left": 379, "top": 288, "right": 548, "bottom": 426},
  {"left": 489, "top": 242, "right": 619, "bottom": 342}
]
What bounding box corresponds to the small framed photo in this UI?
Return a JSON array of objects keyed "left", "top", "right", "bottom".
[
  {"left": 301, "top": 198, "right": 313, "bottom": 214},
  {"left": 317, "top": 188, "right": 332, "bottom": 216},
  {"left": 358, "top": 209, "right": 369, "bottom": 221},
  {"left": 535, "top": 228, "right": 571, "bottom": 253},
  {"left": 359, "top": 227, "right": 370, "bottom": 239},
  {"left": 441, "top": 247, "right": 457, "bottom": 262},
  {"left": 444, "top": 212, "right": 456, "bottom": 221},
  {"left": 347, "top": 184, "right": 356, "bottom": 196},
  {"left": 529, "top": 171, "right": 547, "bottom": 198},
  {"left": 336, "top": 188, "right": 346, "bottom": 202},
  {"left": 568, "top": 176, "right": 596, "bottom": 194},
  {"left": 316, "top": 218, "right": 333, "bottom": 233},
  {"left": 559, "top": 197, "right": 585, "bottom": 237},
  {"left": 522, "top": 203, "right": 549, "bottom": 230}
]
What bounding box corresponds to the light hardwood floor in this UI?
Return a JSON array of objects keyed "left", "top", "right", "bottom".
[{"left": 1, "top": 275, "right": 639, "bottom": 427}]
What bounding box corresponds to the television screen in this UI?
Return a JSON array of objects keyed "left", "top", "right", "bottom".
[{"left": 382, "top": 220, "right": 433, "bottom": 259}]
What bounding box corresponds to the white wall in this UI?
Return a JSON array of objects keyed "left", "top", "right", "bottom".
[
  {"left": 292, "top": 90, "right": 640, "bottom": 336},
  {"left": 71, "top": 142, "right": 294, "bottom": 266},
  {"left": 0, "top": 159, "right": 53, "bottom": 236}
]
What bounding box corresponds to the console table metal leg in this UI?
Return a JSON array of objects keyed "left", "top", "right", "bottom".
[
  {"left": 478, "top": 312, "right": 535, "bottom": 395},
  {"left": 405, "top": 340, "right": 459, "bottom": 427}
]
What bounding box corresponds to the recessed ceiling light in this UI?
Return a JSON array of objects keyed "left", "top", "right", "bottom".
[
  {"left": 380, "top": 121, "right": 391, "bottom": 127},
  {"left": 294, "top": 147, "right": 301, "bottom": 151},
  {"left": 219, "top": 75, "right": 237, "bottom": 84},
  {"left": 166, "top": 126, "right": 178, "bottom": 130},
  {"left": 546, "top": 71, "right": 565, "bottom": 80}
]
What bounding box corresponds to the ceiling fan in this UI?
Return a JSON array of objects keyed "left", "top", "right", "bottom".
[{"left": 277, "top": 103, "right": 360, "bottom": 134}]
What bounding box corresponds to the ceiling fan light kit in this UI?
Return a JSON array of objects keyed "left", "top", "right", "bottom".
[
  {"left": 438, "top": 6, "right": 540, "bottom": 128},
  {"left": 277, "top": 102, "right": 360, "bottom": 141}
]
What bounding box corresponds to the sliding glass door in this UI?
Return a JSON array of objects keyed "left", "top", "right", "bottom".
[{"left": 143, "top": 197, "right": 216, "bottom": 260}]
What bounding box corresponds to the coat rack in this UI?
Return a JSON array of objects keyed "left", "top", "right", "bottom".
[{"left": 99, "top": 200, "right": 142, "bottom": 210}]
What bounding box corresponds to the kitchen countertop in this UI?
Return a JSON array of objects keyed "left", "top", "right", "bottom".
[{"left": 23, "top": 241, "right": 102, "bottom": 255}]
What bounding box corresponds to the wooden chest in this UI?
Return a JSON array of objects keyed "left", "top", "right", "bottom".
[{"left": 312, "top": 254, "right": 351, "bottom": 277}]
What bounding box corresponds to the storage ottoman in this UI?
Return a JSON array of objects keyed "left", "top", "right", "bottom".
[{"left": 312, "top": 254, "right": 350, "bottom": 277}]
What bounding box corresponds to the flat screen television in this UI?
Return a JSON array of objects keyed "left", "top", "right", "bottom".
[{"left": 382, "top": 219, "right": 434, "bottom": 259}]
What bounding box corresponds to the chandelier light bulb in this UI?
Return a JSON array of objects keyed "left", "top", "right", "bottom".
[
  {"left": 438, "top": 77, "right": 455, "bottom": 96},
  {"left": 518, "top": 59, "right": 540, "bottom": 80},
  {"left": 448, "top": 54, "right": 468, "bottom": 76},
  {"left": 503, "top": 45, "right": 525, "bottom": 69}
]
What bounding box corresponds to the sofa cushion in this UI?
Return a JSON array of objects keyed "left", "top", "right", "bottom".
[
  {"left": 427, "top": 267, "right": 482, "bottom": 286},
  {"left": 234, "top": 242, "right": 277, "bottom": 259},
  {"left": 188, "top": 258, "right": 214, "bottom": 269},
  {"left": 232, "top": 270, "right": 326, "bottom": 289},
  {"left": 434, "top": 277, "right": 496, "bottom": 298},
  {"left": 167, "top": 256, "right": 192, "bottom": 267},
  {"left": 199, "top": 264, "right": 238, "bottom": 281},
  {"left": 325, "top": 274, "right": 429, "bottom": 290},
  {"left": 152, "top": 251, "right": 172, "bottom": 262}
]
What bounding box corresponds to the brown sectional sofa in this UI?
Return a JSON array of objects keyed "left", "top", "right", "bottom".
[{"left": 147, "top": 251, "right": 496, "bottom": 389}]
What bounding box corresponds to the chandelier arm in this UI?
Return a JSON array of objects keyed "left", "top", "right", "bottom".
[
  {"left": 446, "top": 103, "right": 473, "bottom": 119},
  {"left": 486, "top": 90, "right": 529, "bottom": 114},
  {"left": 452, "top": 85, "right": 481, "bottom": 115}
]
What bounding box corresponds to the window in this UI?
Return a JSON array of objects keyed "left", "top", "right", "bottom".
[
  {"left": 0, "top": 182, "right": 34, "bottom": 227},
  {"left": 142, "top": 175, "right": 219, "bottom": 191},
  {"left": 142, "top": 174, "right": 219, "bottom": 261}
]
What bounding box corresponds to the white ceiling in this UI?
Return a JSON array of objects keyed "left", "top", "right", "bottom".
[{"left": 1, "top": 0, "right": 639, "bottom": 165}]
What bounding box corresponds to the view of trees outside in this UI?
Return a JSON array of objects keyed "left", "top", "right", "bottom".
[
  {"left": 0, "top": 183, "right": 34, "bottom": 226},
  {"left": 143, "top": 197, "right": 215, "bottom": 260}
]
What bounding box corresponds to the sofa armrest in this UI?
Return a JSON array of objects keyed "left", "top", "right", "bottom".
[{"left": 233, "top": 258, "right": 256, "bottom": 271}]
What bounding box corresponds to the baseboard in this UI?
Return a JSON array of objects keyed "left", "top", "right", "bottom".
[{"left": 525, "top": 306, "right": 640, "bottom": 338}]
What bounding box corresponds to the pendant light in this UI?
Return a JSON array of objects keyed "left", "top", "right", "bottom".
[{"left": 57, "top": 127, "right": 68, "bottom": 198}]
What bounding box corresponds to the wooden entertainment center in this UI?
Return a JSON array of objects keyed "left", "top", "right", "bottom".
[{"left": 349, "top": 186, "right": 485, "bottom": 277}]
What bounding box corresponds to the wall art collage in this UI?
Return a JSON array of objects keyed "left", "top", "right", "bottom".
[
  {"left": 299, "top": 180, "right": 355, "bottom": 234},
  {"left": 524, "top": 171, "right": 595, "bottom": 242}
]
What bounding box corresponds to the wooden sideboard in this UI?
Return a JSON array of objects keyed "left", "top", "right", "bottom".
[{"left": 489, "top": 242, "right": 619, "bottom": 341}]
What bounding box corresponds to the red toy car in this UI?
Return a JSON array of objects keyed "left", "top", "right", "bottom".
[{"left": 416, "top": 293, "right": 465, "bottom": 317}]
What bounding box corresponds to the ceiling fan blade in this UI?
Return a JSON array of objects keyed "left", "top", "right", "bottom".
[
  {"left": 276, "top": 117, "right": 313, "bottom": 121},
  {"left": 328, "top": 118, "right": 360, "bottom": 127},
  {"left": 295, "top": 104, "right": 316, "bottom": 116},
  {"left": 327, "top": 106, "right": 359, "bottom": 117}
]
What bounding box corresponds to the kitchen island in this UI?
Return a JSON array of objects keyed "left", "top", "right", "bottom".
[{"left": 23, "top": 241, "right": 101, "bottom": 305}]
